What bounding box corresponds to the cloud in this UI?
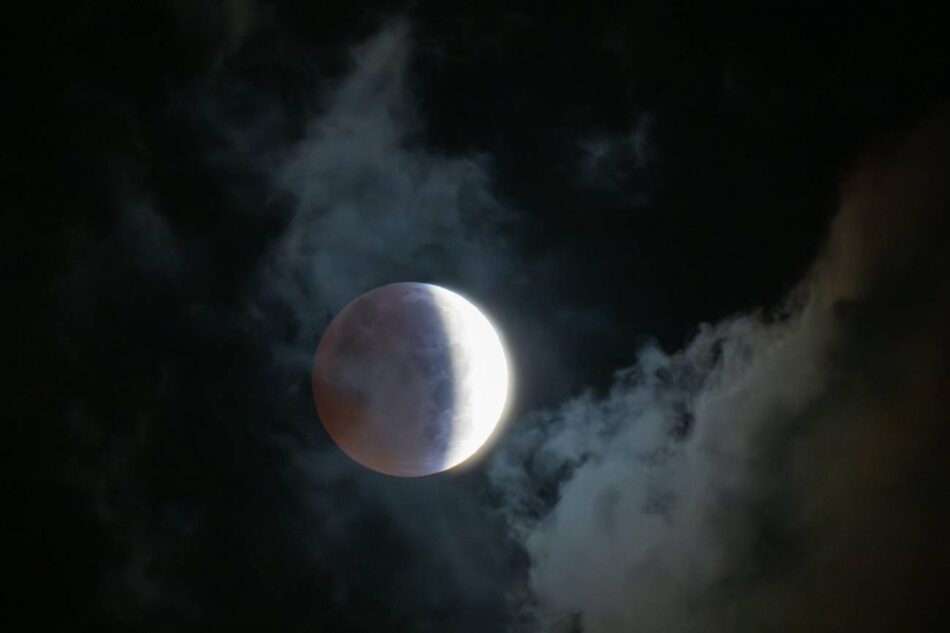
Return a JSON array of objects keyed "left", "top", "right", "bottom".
[
  {"left": 577, "top": 112, "right": 655, "bottom": 195},
  {"left": 225, "top": 20, "right": 518, "bottom": 630},
  {"left": 491, "top": 114, "right": 950, "bottom": 632},
  {"left": 34, "top": 11, "right": 948, "bottom": 632},
  {"left": 47, "top": 20, "right": 517, "bottom": 631},
  {"left": 252, "top": 20, "right": 509, "bottom": 349},
  {"left": 254, "top": 22, "right": 516, "bottom": 629}
]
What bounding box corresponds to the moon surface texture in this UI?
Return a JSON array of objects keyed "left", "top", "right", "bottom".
[{"left": 312, "top": 283, "right": 509, "bottom": 477}]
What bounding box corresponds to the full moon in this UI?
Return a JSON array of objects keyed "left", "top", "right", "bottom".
[{"left": 312, "top": 282, "right": 509, "bottom": 477}]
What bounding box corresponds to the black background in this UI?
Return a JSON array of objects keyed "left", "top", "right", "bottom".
[{"left": 6, "top": 3, "right": 950, "bottom": 631}]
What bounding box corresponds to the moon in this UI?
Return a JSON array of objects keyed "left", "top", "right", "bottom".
[{"left": 312, "top": 282, "right": 509, "bottom": 477}]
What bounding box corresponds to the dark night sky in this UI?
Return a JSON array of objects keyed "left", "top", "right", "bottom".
[{"left": 6, "top": 3, "right": 950, "bottom": 632}]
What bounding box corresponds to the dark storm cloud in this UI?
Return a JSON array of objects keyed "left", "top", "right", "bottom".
[{"left": 491, "top": 115, "right": 950, "bottom": 632}]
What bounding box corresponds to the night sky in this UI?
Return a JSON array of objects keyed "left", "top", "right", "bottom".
[{"left": 7, "top": 3, "right": 950, "bottom": 632}]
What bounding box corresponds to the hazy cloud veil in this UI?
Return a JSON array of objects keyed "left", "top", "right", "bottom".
[
  {"left": 491, "top": 117, "right": 950, "bottom": 632},
  {"left": 59, "top": 21, "right": 516, "bottom": 631},
  {"left": 253, "top": 20, "right": 508, "bottom": 368},
  {"left": 249, "top": 21, "right": 515, "bottom": 632}
]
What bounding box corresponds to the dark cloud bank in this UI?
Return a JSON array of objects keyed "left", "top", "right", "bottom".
[{"left": 7, "top": 8, "right": 950, "bottom": 633}]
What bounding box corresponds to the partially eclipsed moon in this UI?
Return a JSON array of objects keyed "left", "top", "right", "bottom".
[{"left": 312, "top": 282, "right": 509, "bottom": 477}]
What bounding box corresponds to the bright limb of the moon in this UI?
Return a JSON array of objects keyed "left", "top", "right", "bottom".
[
  {"left": 429, "top": 284, "right": 509, "bottom": 471},
  {"left": 311, "top": 282, "right": 509, "bottom": 477}
]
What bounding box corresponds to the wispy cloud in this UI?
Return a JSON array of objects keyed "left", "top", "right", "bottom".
[{"left": 251, "top": 20, "right": 510, "bottom": 369}]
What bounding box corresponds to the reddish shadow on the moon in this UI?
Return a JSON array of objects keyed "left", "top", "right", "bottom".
[{"left": 312, "top": 283, "right": 461, "bottom": 477}]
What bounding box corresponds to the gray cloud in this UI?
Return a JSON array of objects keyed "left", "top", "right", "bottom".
[
  {"left": 25, "top": 7, "right": 950, "bottom": 633},
  {"left": 55, "top": 21, "right": 517, "bottom": 631},
  {"left": 45, "top": 14, "right": 949, "bottom": 632},
  {"left": 250, "top": 21, "right": 509, "bottom": 359},
  {"left": 577, "top": 111, "right": 655, "bottom": 195},
  {"left": 243, "top": 21, "right": 515, "bottom": 631},
  {"left": 492, "top": 115, "right": 950, "bottom": 632}
]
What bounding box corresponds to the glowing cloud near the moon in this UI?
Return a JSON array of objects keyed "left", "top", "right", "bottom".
[{"left": 312, "top": 283, "right": 509, "bottom": 477}]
